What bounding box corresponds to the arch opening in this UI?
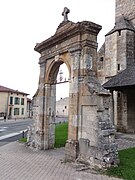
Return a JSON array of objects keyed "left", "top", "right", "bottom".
[{"left": 47, "top": 61, "right": 69, "bottom": 148}]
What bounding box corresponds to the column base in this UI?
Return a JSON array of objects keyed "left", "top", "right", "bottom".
[
  {"left": 77, "top": 138, "right": 119, "bottom": 169},
  {"left": 65, "top": 139, "right": 79, "bottom": 162}
]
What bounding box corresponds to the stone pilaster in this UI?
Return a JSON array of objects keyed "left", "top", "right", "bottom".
[
  {"left": 65, "top": 48, "right": 81, "bottom": 161},
  {"left": 76, "top": 92, "right": 119, "bottom": 168}
]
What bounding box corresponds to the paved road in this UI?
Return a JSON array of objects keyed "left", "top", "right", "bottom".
[
  {"left": 0, "top": 118, "right": 32, "bottom": 136},
  {"left": 0, "top": 119, "right": 32, "bottom": 146},
  {"left": 0, "top": 133, "right": 26, "bottom": 147}
]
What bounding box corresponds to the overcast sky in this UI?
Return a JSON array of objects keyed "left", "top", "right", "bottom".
[{"left": 0, "top": 0, "right": 115, "bottom": 99}]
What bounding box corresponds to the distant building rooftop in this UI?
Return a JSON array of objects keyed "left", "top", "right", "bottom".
[
  {"left": 103, "top": 65, "right": 135, "bottom": 90},
  {"left": 0, "top": 85, "right": 29, "bottom": 95},
  {"left": 106, "top": 16, "right": 135, "bottom": 36}
]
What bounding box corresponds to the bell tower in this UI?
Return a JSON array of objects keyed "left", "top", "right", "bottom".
[{"left": 115, "top": 0, "right": 135, "bottom": 26}]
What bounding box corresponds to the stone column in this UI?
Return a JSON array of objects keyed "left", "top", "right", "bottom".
[
  {"left": 43, "top": 83, "right": 56, "bottom": 149},
  {"left": 30, "top": 62, "right": 46, "bottom": 150},
  {"left": 33, "top": 62, "right": 46, "bottom": 149},
  {"left": 65, "top": 48, "right": 81, "bottom": 162}
]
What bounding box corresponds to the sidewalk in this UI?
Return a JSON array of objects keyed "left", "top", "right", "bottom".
[
  {"left": 0, "top": 142, "right": 121, "bottom": 180},
  {"left": 0, "top": 118, "right": 32, "bottom": 124}
]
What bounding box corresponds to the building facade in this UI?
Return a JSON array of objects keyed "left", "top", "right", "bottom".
[
  {"left": 0, "top": 85, "right": 30, "bottom": 119},
  {"left": 97, "top": 0, "right": 135, "bottom": 133},
  {"left": 56, "top": 97, "right": 69, "bottom": 117}
]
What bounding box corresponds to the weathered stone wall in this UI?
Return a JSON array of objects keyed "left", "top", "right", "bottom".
[
  {"left": 126, "top": 30, "right": 135, "bottom": 66},
  {"left": 117, "top": 30, "right": 127, "bottom": 71},
  {"left": 127, "top": 90, "right": 135, "bottom": 133},
  {"left": 117, "top": 90, "right": 135, "bottom": 133},
  {"left": 115, "top": 0, "right": 135, "bottom": 26},
  {"left": 32, "top": 18, "right": 118, "bottom": 168},
  {"left": 97, "top": 44, "right": 105, "bottom": 84},
  {"left": 98, "top": 27, "right": 135, "bottom": 131},
  {"left": 104, "top": 32, "right": 117, "bottom": 81},
  {"left": 117, "top": 92, "right": 127, "bottom": 132},
  {"left": 76, "top": 84, "right": 118, "bottom": 168}
]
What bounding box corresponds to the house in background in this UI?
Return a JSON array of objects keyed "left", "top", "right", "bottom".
[
  {"left": 0, "top": 85, "right": 31, "bottom": 119},
  {"left": 27, "top": 98, "right": 32, "bottom": 118},
  {"left": 56, "top": 97, "right": 69, "bottom": 117}
]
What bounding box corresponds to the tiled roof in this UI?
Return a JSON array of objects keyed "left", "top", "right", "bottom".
[
  {"left": 0, "top": 85, "right": 29, "bottom": 95},
  {"left": 106, "top": 16, "right": 135, "bottom": 36},
  {"left": 103, "top": 65, "right": 135, "bottom": 90}
]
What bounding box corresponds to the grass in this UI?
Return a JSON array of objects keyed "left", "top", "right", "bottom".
[
  {"left": 19, "top": 137, "right": 27, "bottom": 143},
  {"left": 106, "top": 147, "right": 135, "bottom": 180},
  {"left": 55, "top": 122, "right": 68, "bottom": 148}
]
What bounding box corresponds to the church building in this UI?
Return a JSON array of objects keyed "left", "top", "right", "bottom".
[{"left": 98, "top": 0, "right": 135, "bottom": 133}]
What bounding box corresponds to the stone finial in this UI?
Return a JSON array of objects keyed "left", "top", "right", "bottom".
[{"left": 62, "top": 7, "right": 70, "bottom": 22}]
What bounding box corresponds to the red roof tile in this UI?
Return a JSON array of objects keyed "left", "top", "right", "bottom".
[{"left": 0, "top": 85, "right": 29, "bottom": 95}]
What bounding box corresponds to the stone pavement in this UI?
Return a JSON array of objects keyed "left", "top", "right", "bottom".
[
  {"left": 0, "top": 142, "right": 121, "bottom": 180},
  {"left": 116, "top": 132, "right": 135, "bottom": 150}
]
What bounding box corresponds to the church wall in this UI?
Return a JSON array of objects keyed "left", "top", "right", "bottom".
[
  {"left": 117, "top": 92, "right": 127, "bottom": 132},
  {"left": 115, "top": 0, "right": 135, "bottom": 26},
  {"left": 104, "top": 33, "right": 117, "bottom": 81},
  {"left": 117, "top": 30, "right": 127, "bottom": 71},
  {"left": 126, "top": 31, "right": 135, "bottom": 66},
  {"left": 97, "top": 44, "right": 105, "bottom": 84},
  {"left": 127, "top": 91, "right": 135, "bottom": 133}
]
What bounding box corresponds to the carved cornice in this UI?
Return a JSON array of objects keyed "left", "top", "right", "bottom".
[{"left": 34, "top": 21, "right": 101, "bottom": 54}]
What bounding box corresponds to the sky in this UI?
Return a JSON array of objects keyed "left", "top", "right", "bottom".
[{"left": 0, "top": 0, "right": 115, "bottom": 99}]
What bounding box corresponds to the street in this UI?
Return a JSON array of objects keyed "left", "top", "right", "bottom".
[
  {"left": 0, "top": 118, "right": 32, "bottom": 146},
  {"left": 0, "top": 117, "right": 68, "bottom": 147}
]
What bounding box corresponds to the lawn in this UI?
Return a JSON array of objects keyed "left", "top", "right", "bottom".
[
  {"left": 106, "top": 147, "right": 135, "bottom": 180},
  {"left": 19, "top": 137, "right": 27, "bottom": 143},
  {"left": 55, "top": 122, "right": 68, "bottom": 148}
]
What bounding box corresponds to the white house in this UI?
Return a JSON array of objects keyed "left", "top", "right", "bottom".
[
  {"left": 56, "top": 97, "right": 69, "bottom": 117},
  {"left": 0, "top": 85, "right": 30, "bottom": 119}
]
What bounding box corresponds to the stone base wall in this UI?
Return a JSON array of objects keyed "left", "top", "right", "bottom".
[
  {"left": 65, "top": 91, "right": 119, "bottom": 168},
  {"left": 65, "top": 139, "right": 79, "bottom": 162}
]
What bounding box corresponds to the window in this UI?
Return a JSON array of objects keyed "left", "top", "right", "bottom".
[
  {"left": 98, "top": 57, "right": 104, "bottom": 70},
  {"left": 21, "top": 98, "right": 24, "bottom": 105},
  {"left": 10, "top": 96, "right": 13, "bottom": 105},
  {"left": 118, "top": 92, "right": 121, "bottom": 98},
  {"left": 117, "top": 64, "right": 120, "bottom": 71},
  {"left": 118, "top": 30, "right": 121, "bottom": 36},
  {"left": 14, "top": 108, "right": 19, "bottom": 115},
  {"left": 21, "top": 108, "right": 24, "bottom": 115},
  {"left": 100, "top": 57, "right": 104, "bottom": 61},
  {"left": 14, "top": 97, "right": 20, "bottom": 105}
]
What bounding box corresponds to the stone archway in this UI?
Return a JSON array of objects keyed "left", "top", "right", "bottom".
[{"left": 31, "top": 8, "right": 118, "bottom": 168}]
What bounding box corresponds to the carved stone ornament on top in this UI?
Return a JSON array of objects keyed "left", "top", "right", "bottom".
[{"left": 62, "top": 7, "right": 70, "bottom": 22}]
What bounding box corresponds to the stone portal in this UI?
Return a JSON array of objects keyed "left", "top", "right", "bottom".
[{"left": 31, "top": 8, "right": 118, "bottom": 168}]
